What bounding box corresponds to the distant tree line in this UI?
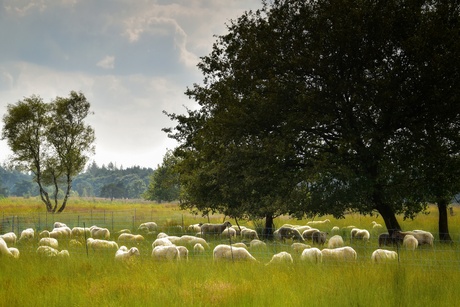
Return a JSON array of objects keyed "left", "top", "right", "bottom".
[{"left": 0, "top": 161, "right": 154, "bottom": 200}]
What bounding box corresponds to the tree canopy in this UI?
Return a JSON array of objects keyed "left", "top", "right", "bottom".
[
  {"left": 165, "top": 0, "right": 460, "bottom": 236},
  {"left": 2, "top": 91, "right": 95, "bottom": 213}
]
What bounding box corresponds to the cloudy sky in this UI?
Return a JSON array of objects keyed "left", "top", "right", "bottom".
[{"left": 0, "top": 0, "right": 262, "bottom": 169}]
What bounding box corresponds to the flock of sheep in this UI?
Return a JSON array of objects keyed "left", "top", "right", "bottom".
[{"left": 0, "top": 218, "right": 435, "bottom": 265}]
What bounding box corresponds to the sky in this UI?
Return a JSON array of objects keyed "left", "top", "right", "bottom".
[{"left": 0, "top": 0, "right": 262, "bottom": 169}]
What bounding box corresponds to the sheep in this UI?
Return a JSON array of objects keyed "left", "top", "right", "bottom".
[
  {"left": 39, "top": 230, "right": 50, "bottom": 238},
  {"left": 327, "top": 235, "right": 344, "bottom": 249},
  {"left": 351, "top": 228, "right": 370, "bottom": 242},
  {"left": 18, "top": 228, "right": 35, "bottom": 243},
  {"left": 36, "top": 246, "right": 69, "bottom": 258},
  {"left": 188, "top": 223, "right": 202, "bottom": 233},
  {"left": 117, "top": 233, "right": 145, "bottom": 245},
  {"left": 294, "top": 225, "right": 312, "bottom": 233},
  {"left": 176, "top": 235, "right": 210, "bottom": 249},
  {"left": 402, "top": 235, "right": 419, "bottom": 250},
  {"left": 8, "top": 247, "right": 20, "bottom": 259},
  {"left": 48, "top": 227, "right": 72, "bottom": 241},
  {"left": 86, "top": 238, "right": 118, "bottom": 253},
  {"left": 321, "top": 246, "right": 357, "bottom": 262},
  {"left": 69, "top": 239, "right": 83, "bottom": 248},
  {"left": 157, "top": 232, "right": 169, "bottom": 239},
  {"left": 53, "top": 222, "right": 68, "bottom": 228},
  {"left": 115, "top": 246, "right": 140, "bottom": 262},
  {"left": 222, "top": 227, "right": 237, "bottom": 238},
  {"left": 300, "top": 247, "right": 322, "bottom": 263},
  {"left": 0, "top": 237, "right": 15, "bottom": 258},
  {"left": 232, "top": 242, "right": 248, "bottom": 249},
  {"left": 331, "top": 226, "right": 340, "bottom": 234},
  {"left": 231, "top": 225, "right": 248, "bottom": 236},
  {"left": 212, "top": 244, "right": 257, "bottom": 262},
  {"left": 0, "top": 232, "right": 17, "bottom": 245},
  {"left": 266, "top": 251, "right": 294, "bottom": 266},
  {"left": 274, "top": 226, "right": 304, "bottom": 242},
  {"left": 71, "top": 227, "right": 91, "bottom": 240},
  {"left": 371, "top": 221, "right": 383, "bottom": 229},
  {"left": 138, "top": 222, "right": 158, "bottom": 233},
  {"left": 249, "top": 239, "right": 267, "bottom": 249},
  {"left": 90, "top": 226, "right": 110, "bottom": 240},
  {"left": 371, "top": 249, "right": 398, "bottom": 263},
  {"left": 392, "top": 230, "right": 434, "bottom": 246},
  {"left": 151, "top": 245, "right": 181, "bottom": 261},
  {"left": 301, "top": 228, "right": 320, "bottom": 241},
  {"left": 307, "top": 219, "right": 330, "bottom": 225},
  {"left": 177, "top": 246, "right": 189, "bottom": 261},
  {"left": 312, "top": 231, "right": 328, "bottom": 245},
  {"left": 241, "top": 228, "right": 259, "bottom": 240},
  {"left": 39, "top": 237, "right": 59, "bottom": 249},
  {"left": 193, "top": 243, "right": 205, "bottom": 254},
  {"left": 378, "top": 233, "right": 393, "bottom": 247},
  {"left": 152, "top": 237, "right": 174, "bottom": 247},
  {"left": 291, "top": 242, "right": 311, "bottom": 254},
  {"left": 200, "top": 221, "right": 232, "bottom": 237},
  {"left": 116, "top": 229, "right": 132, "bottom": 235}
]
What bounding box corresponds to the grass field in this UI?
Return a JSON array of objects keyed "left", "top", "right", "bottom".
[{"left": 1, "top": 197, "right": 460, "bottom": 306}]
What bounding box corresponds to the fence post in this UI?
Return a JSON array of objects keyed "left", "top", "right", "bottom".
[{"left": 112, "top": 212, "right": 114, "bottom": 233}]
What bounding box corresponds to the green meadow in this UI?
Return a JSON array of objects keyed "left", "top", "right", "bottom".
[{"left": 1, "top": 197, "right": 460, "bottom": 307}]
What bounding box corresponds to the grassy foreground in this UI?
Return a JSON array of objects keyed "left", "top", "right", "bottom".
[{"left": 1, "top": 197, "right": 460, "bottom": 306}]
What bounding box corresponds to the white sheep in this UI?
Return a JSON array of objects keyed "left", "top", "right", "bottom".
[
  {"left": 291, "top": 242, "right": 311, "bottom": 254},
  {"left": 321, "top": 246, "right": 357, "bottom": 262},
  {"left": 115, "top": 246, "right": 140, "bottom": 262},
  {"left": 151, "top": 245, "right": 181, "bottom": 261},
  {"left": 307, "top": 219, "right": 330, "bottom": 225},
  {"left": 300, "top": 247, "right": 322, "bottom": 264},
  {"left": 213, "top": 244, "right": 257, "bottom": 262},
  {"left": 177, "top": 246, "right": 189, "bottom": 261},
  {"left": 53, "top": 222, "right": 68, "bottom": 228},
  {"left": 152, "top": 237, "right": 174, "bottom": 248},
  {"left": 301, "top": 228, "right": 320, "bottom": 241},
  {"left": 249, "top": 239, "right": 267, "bottom": 249},
  {"left": 193, "top": 243, "right": 205, "bottom": 254},
  {"left": 294, "top": 225, "right": 312, "bottom": 233},
  {"left": 86, "top": 238, "right": 118, "bottom": 253},
  {"left": 188, "top": 223, "right": 202, "bottom": 233},
  {"left": 36, "top": 246, "right": 69, "bottom": 258},
  {"left": 232, "top": 242, "right": 248, "bottom": 249},
  {"left": 266, "top": 251, "right": 293, "bottom": 266},
  {"left": 241, "top": 228, "right": 259, "bottom": 240},
  {"left": 117, "top": 233, "right": 145, "bottom": 245},
  {"left": 90, "top": 226, "right": 110, "bottom": 240},
  {"left": 392, "top": 230, "right": 434, "bottom": 246},
  {"left": 403, "top": 235, "right": 419, "bottom": 250},
  {"left": 371, "top": 221, "right": 383, "bottom": 229},
  {"left": 138, "top": 222, "right": 158, "bottom": 233},
  {"left": 18, "top": 228, "right": 35, "bottom": 243},
  {"left": 71, "top": 227, "right": 91, "bottom": 239},
  {"left": 0, "top": 237, "right": 15, "bottom": 258},
  {"left": 0, "top": 232, "right": 17, "bottom": 245},
  {"left": 176, "top": 235, "right": 210, "bottom": 249},
  {"left": 331, "top": 226, "right": 340, "bottom": 233},
  {"left": 39, "top": 237, "right": 59, "bottom": 249},
  {"left": 327, "top": 235, "right": 344, "bottom": 249},
  {"left": 371, "top": 249, "right": 398, "bottom": 263},
  {"left": 351, "top": 228, "right": 370, "bottom": 242},
  {"left": 222, "top": 227, "right": 237, "bottom": 238},
  {"left": 8, "top": 247, "right": 20, "bottom": 259}
]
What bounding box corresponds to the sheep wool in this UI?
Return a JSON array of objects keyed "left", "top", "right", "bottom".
[
  {"left": 300, "top": 248, "right": 322, "bottom": 264},
  {"left": 371, "top": 249, "right": 398, "bottom": 263}
]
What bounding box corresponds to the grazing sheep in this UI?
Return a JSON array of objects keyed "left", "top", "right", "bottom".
[
  {"left": 266, "top": 251, "right": 294, "bottom": 266},
  {"left": 351, "top": 228, "right": 370, "bottom": 242},
  {"left": 0, "top": 232, "right": 17, "bottom": 245},
  {"left": 71, "top": 227, "right": 90, "bottom": 240},
  {"left": 69, "top": 239, "right": 83, "bottom": 248},
  {"left": 138, "top": 222, "right": 158, "bottom": 233},
  {"left": 8, "top": 247, "right": 20, "bottom": 259},
  {"left": 294, "top": 225, "right": 312, "bottom": 233},
  {"left": 39, "top": 237, "right": 59, "bottom": 249},
  {"left": 115, "top": 246, "right": 140, "bottom": 262},
  {"left": 331, "top": 226, "right": 340, "bottom": 233},
  {"left": 0, "top": 237, "right": 15, "bottom": 258},
  {"left": 231, "top": 225, "right": 248, "bottom": 236},
  {"left": 371, "top": 221, "right": 383, "bottom": 229},
  {"left": 312, "top": 231, "right": 328, "bottom": 245},
  {"left": 300, "top": 247, "right": 322, "bottom": 263},
  {"left": 152, "top": 237, "right": 174, "bottom": 248},
  {"left": 321, "top": 246, "right": 357, "bottom": 262},
  {"left": 222, "top": 227, "right": 237, "bottom": 237},
  {"left": 371, "top": 249, "right": 398, "bottom": 263},
  {"left": 188, "top": 223, "right": 202, "bottom": 233},
  {"left": 291, "top": 242, "right": 311, "bottom": 254},
  {"left": 274, "top": 227, "right": 304, "bottom": 242},
  {"left": 176, "top": 235, "right": 210, "bottom": 249},
  {"left": 249, "top": 239, "right": 267, "bottom": 249},
  {"left": 241, "top": 228, "right": 259, "bottom": 240},
  {"left": 307, "top": 219, "right": 330, "bottom": 225},
  {"left": 36, "top": 246, "right": 69, "bottom": 258},
  {"left": 177, "top": 246, "right": 189, "bottom": 261},
  {"left": 116, "top": 229, "right": 132, "bottom": 235},
  {"left": 378, "top": 233, "right": 393, "bottom": 247},
  {"left": 327, "top": 235, "right": 344, "bottom": 249},
  {"left": 402, "top": 235, "right": 419, "bottom": 250},
  {"left": 212, "top": 244, "right": 257, "bottom": 262},
  {"left": 157, "top": 232, "right": 169, "bottom": 239},
  {"left": 90, "top": 226, "right": 110, "bottom": 240},
  {"left": 86, "top": 238, "right": 118, "bottom": 253},
  {"left": 200, "top": 221, "right": 232, "bottom": 237},
  {"left": 48, "top": 227, "right": 72, "bottom": 241},
  {"left": 151, "top": 245, "right": 181, "bottom": 261},
  {"left": 232, "top": 242, "right": 248, "bottom": 249},
  {"left": 392, "top": 230, "right": 434, "bottom": 246},
  {"left": 193, "top": 243, "right": 205, "bottom": 254},
  {"left": 301, "top": 228, "right": 320, "bottom": 241},
  {"left": 117, "top": 233, "right": 145, "bottom": 245},
  {"left": 53, "top": 222, "right": 68, "bottom": 228},
  {"left": 18, "top": 228, "right": 35, "bottom": 243},
  {"left": 39, "top": 230, "right": 50, "bottom": 238}
]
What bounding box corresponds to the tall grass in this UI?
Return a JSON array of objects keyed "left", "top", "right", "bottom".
[{"left": 1, "top": 197, "right": 460, "bottom": 306}]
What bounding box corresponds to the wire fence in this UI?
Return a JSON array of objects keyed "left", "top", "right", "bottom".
[{"left": 2, "top": 210, "right": 460, "bottom": 270}]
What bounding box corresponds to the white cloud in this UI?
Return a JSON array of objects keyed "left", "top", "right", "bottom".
[{"left": 97, "top": 56, "right": 115, "bottom": 69}]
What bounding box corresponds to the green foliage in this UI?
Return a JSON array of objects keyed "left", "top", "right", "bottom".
[
  {"left": 1, "top": 91, "right": 95, "bottom": 212},
  {"left": 164, "top": 0, "right": 460, "bottom": 234},
  {"left": 143, "top": 150, "right": 180, "bottom": 202}
]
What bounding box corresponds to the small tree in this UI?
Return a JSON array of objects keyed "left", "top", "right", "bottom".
[
  {"left": 144, "top": 151, "right": 180, "bottom": 202},
  {"left": 2, "top": 91, "right": 95, "bottom": 213}
]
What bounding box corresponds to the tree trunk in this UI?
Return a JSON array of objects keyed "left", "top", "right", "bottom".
[
  {"left": 262, "top": 213, "right": 274, "bottom": 239},
  {"left": 375, "top": 202, "right": 401, "bottom": 236},
  {"left": 437, "top": 198, "right": 452, "bottom": 243}
]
